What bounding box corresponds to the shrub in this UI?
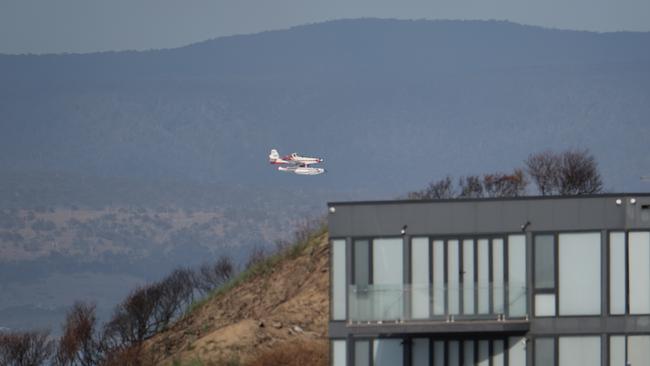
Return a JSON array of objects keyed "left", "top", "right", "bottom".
[
  {"left": 193, "top": 256, "right": 235, "bottom": 295},
  {"left": 0, "top": 329, "right": 55, "bottom": 366},
  {"left": 55, "top": 301, "right": 101, "bottom": 366}
]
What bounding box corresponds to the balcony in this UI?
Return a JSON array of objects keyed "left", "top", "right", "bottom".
[{"left": 347, "top": 283, "right": 528, "bottom": 327}]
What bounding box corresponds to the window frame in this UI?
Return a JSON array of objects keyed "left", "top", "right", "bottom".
[
  {"left": 556, "top": 335, "right": 602, "bottom": 366},
  {"left": 330, "top": 237, "right": 348, "bottom": 321},
  {"left": 627, "top": 230, "right": 650, "bottom": 315},
  {"left": 532, "top": 232, "right": 559, "bottom": 318},
  {"left": 533, "top": 336, "right": 558, "bottom": 366},
  {"left": 556, "top": 230, "right": 603, "bottom": 317},
  {"left": 407, "top": 233, "right": 525, "bottom": 320},
  {"left": 606, "top": 230, "right": 650, "bottom": 316},
  {"left": 609, "top": 333, "right": 650, "bottom": 366}
]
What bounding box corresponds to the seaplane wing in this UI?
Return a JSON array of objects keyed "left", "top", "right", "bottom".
[{"left": 269, "top": 149, "right": 325, "bottom": 175}]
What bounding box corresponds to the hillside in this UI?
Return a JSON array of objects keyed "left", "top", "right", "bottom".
[{"left": 142, "top": 231, "right": 330, "bottom": 365}]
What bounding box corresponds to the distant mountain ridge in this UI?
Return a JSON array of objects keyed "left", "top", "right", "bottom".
[{"left": 2, "top": 19, "right": 649, "bottom": 78}]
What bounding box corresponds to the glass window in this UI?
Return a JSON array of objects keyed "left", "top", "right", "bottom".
[
  {"left": 463, "top": 239, "right": 475, "bottom": 315},
  {"left": 433, "top": 341, "right": 445, "bottom": 366},
  {"left": 535, "top": 338, "right": 555, "bottom": 366},
  {"left": 332, "top": 340, "right": 347, "bottom": 366},
  {"left": 493, "top": 239, "right": 505, "bottom": 314},
  {"left": 448, "top": 340, "right": 460, "bottom": 366},
  {"left": 508, "top": 337, "right": 526, "bottom": 366},
  {"left": 535, "top": 235, "right": 555, "bottom": 289},
  {"left": 374, "top": 339, "right": 403, "bottom": 366},
  {"left": 558, "top": 336, "right": 600, "bottom": 366},
  {"left": 559, "top": 232, "right": 601, "bottom": 315},
  {"left": 463, "top": 340, "right": 474, "bottom": 366},
  {"left": 332, "top": 240, "right": 346, "bottom": 320},
  {"left": 477, "top": 340, "right": 489, "bottom": 366},
  {"left": 477, "top": 239, "right": 490, "bottom": 314},
  {"left": 355, "top": 340, "right": 369, "bottom": 366},
  {"left": 354, "top": 240, "right": 369, "bottom": 287},
  {"left": 628, "top": 335, "right": 650, "bottom": 366},
  {"left": 411, "top": 238, "right": 430, "bottom": 319},
  {"left": 629, "top": 232, "right": 650, "bottom": 314},
  {"left": 448, "top": 240, "right": 460, "bottom": 315},
  {"left": 412, "top": 338, "right": 429, "bottom": 366},
  {"left": 609, "top": 233, "right": 626, "bottom": 315},
  {"left": 508, "top": 235, "right": 527, "bottom": 317},
  {"left": 351, "top": 240, "right": 370, "bottom": 321},
  {"left": 373, "top": 238, "right": 403, "bottom": 320},
  {"left": 433, "top": 240, "right": 445, "bottom": 315},
  {"left": 373, "top": 238, "right": 403, "bottom": 285},
  {"left": 492, "top": 339, "right": 505, "bottom": 366},
  {"left": 535, "top": 294, "right": 556, "bottom": 317},
  {"left": 609, "top": 336, "right": 625, "bottom": 366}
]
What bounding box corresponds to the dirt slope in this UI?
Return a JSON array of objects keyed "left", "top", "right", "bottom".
[{"left": 143, "top": 232, "right": 330, "bottom": 365}]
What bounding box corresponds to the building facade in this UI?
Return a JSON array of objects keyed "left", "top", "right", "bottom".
[{"left": 328, "top": 194, "right": 650, "bottom": 366}]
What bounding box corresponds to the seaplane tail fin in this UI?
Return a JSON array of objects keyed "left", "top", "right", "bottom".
[{"left": 269, "top": 149, "right": 280, "bottom": 163}]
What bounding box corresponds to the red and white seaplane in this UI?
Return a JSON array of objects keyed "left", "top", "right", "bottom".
[{"left": 268, "top": 149, "right": 325, "bottom": 175}]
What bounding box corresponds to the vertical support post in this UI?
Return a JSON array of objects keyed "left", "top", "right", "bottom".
[
  {"left": 601, "top": 230, "right": 608, "bottom": 316},
  {"left": 346, "top": 237, "right": 353, "bottom": 322},
  {"left": 526, "top": 231, "right": 534, "bottom": 319},
  {"left": 346, "top": 334, "right": 353, "bottom": 366},
  {"left": 524, "top": 228, "right": 535, "bottom": 366},
  {"left": 601, "top": 229, "right": 609, "bottom": 366},
  {"left": 404, "top": 337, "right": 412, "bottom": 366}
]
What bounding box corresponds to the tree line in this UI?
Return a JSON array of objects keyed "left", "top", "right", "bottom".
[
  {"left": 407, "top": 149, "right": 603, "bottom": 199},
  {"left": 0, "top": 256, "right": 234, "bottom": 365},
  {"left": 0, "top": 218, "right": 325, "bottom": 366}
]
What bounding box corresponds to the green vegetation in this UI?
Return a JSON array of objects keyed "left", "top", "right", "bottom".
[{"left": 186, "top": 220, "right": 327, "bottom": 317}]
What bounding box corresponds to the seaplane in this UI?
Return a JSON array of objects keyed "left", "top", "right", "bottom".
[{"left": 268, "top": 149, "right": 325, "bottom": 175}]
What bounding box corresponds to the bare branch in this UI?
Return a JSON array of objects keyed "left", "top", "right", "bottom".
[
  {"left": 55, "top": 302, "right": 101, "bottom": 366},
  {"left": 483, "top": 169, "right": 528, "bottom": 198},
  {"left": 0, "top": 330, "right": 55, "bottom": 366},
  {"left": 458, "top": 175, "right": 484, "bottom": 198},
  {"left": 559, "top": 149, "right": 603, "bottom": 195}
]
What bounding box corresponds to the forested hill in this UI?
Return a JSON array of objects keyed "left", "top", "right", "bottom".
[
  {"left": 2, "top": 19, "right": 649, "bottom": 81},
  {"left": 1, "top": 19, "right": 649, "bottom": 198}
]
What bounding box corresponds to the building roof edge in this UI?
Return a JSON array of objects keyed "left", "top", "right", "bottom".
[{"left": 327, "top": 192, "right": 650, "bottom": 207}]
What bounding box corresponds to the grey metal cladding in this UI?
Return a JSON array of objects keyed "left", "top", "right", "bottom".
[
  {"left": 328, "top": 321, "right": 530, "bottom": 338},
  {"left": 627, "top": 197, "right": 650, "bottom": 229},
  {"left": 500, "top": 200, "right": 528, "bottom": 232},
  {"left": 578, "top": 198, "right": 607, "bottom": 228},
  {"left": 475, "top": 201, "right": 504, "bottom": 232},
  {"left": 526, "top": 199, "right": 554, "bottom": 229},
  {"left": 327, "top": 194, "right": 650, "bottom": 237},
  {"left": 529, "top": 316, "right": 650, "bottom": 335}
]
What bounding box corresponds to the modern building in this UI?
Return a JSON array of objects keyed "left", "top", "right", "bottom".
[{"left": 328, "top": 194, "right": 650, "bottom": 366}]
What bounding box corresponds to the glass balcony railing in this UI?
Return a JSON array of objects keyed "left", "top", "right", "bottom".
[{"left": 348, "top": 283, "right": 528, "bottom": 322}]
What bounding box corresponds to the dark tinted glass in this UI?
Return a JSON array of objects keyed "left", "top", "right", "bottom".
[{"left": 535, "top": 235, "right": 555, "bottom": 289}]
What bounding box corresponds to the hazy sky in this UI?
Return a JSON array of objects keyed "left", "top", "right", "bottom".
[{"left": 1, "top": 0, "right": 649, "bottom": 54}]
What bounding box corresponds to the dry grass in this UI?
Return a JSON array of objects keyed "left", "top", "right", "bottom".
[
  {"left": 245, "top": 340, "right": 328, "bottom": 366},
  {"left": 143, "top": 221, "right": 330, "bottom": 365},
  {"left": 102, "top": 346, "right": 145, "bottom": 366}
]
